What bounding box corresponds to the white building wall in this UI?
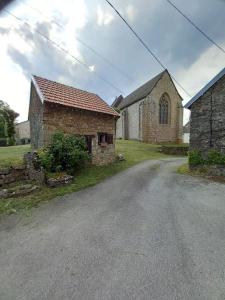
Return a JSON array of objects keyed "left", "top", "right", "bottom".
[
  {"left": 116, "top": 99, "right": 143, "bottom": 140},
  {"left": 127, "top": 101, "right": 140, "bottom": 140},
  {"left": 116, "top": 115, "right": 123, "bottom": 138}
]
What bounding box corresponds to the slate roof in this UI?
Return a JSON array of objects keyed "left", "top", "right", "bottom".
[
  {"left": 118, "top": 70, "right": 166, "bottom": 109},
  {"left": 185, "top": 67, "right": 225, "bottom": 109},
  {"left": 32, "top": 75, "right": 119, "bottom": 117},
  {"left": 111, "top": 95, "right": 123, "bottom": 109}
]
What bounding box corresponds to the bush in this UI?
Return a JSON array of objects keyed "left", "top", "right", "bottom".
[
  {"left": 38, "top": 133, "right": 89, "bottom": 174},
  {"left": 207, "top": 150, "right": 225, "bottom": 165},
  {"left": 0, "top": 138, "right": 8, "bottom": 147},
  {"left": 189, "top": 150, "right": 205, "bottom": 166},
  {"left": 189, "top": 149, "right": 225, "bottom": 166}
]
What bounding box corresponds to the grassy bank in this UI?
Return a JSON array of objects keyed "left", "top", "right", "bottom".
[
  {"left": 0, "top": 144, "right": 31, "bottom": 167},
  {"left": 0, "top": 140, "right": 168, "bottom": 215}
]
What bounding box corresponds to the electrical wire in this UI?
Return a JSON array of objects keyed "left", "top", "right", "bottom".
[
  {"left": 19, "top": 0, "right": 136, "bottom": 83},
  {"left": 105, "top": 0, "right": 192, "bottom": 97},
  {"left": 165, "top": 0, "right": 225, "bottom": 55},
  {"left": 3, "top": 8, "right": 124, "bottom": 94}
]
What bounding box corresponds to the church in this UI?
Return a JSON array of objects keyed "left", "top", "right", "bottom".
[{"left": 113, "top": 70, "right": 183, "bottom": 144}]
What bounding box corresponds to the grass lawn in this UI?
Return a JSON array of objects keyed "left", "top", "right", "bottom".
[
  {"left": 0, "top": 144, "right": 31, "bottom": 167},
  {"left": 0, "top": 140, "right": 168, "bottom": 215}
]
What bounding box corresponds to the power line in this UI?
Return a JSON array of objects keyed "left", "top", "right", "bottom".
[
  {"left": 19, "top": 0, "right": 135, "bottom": 83},
  {"left": 165, "top": 0, "right": 225, "bottom": 55},
  {"left": 3, "top": 8, "right": 124, "bottom": 94},
  {"left": 105, "top": 0, "right": 192, "bottom": 97}
]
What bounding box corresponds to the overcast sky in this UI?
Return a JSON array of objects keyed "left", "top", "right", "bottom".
[{"left": 0, "top": 0, "right": 225, "bottom": 124}]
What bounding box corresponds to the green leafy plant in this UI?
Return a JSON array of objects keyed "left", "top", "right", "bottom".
[
  {"left": 207, "top": 150, "right": 225, "bottom": 165},
  {"left": 38, "top": 132, "right": 89, "bottom": 174},
  {"left": 189, "top": 150, "right": 205, "bottom": 166},
  {"left": 189, "top": 149, "right": 225, "bottom": 166}
]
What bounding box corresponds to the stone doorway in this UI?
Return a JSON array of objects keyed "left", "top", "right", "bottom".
[{"left": 85, "top": 135, "right": 93, "bottom": 154}]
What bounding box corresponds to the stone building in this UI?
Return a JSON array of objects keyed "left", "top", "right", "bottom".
[
  {"left": 114, "top": 70, "right": 183, "bottom": 143},
  {"left": 29, "top": 75, "right": 119, "bottom": 165},
  {"left": 15, "top": 120, "right": 30, "bottom": 144},
  {"left": 185, "top": 68, "right": 225, "bottom": 155}
]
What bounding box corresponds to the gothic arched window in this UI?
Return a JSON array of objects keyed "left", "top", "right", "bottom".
[{"left": 159, "top": 94, "right": 170, "bottom": 124}]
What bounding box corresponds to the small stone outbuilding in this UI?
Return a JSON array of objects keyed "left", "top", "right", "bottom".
[
  {"left": 185, "top": 68, "right": 225, "bottom": 155},
  {"left": 29, "top": 75, "right": 119, "bottom": 165},
  {"left": 113, "top": 70, "right": 183, "bottom": 144}
]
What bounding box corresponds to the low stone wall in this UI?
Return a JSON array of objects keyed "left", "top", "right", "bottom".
[
  {"left": 159, "top": 145, "right": 189, "bottom": 156},
  {"left": 0, "top": 152, "right": 46, "bottom": 189},
  {"left": 0, "top": 166, "right": 28, "bottom": 188},
  {"left": 190, "top": 164, "right": 225, "bottom": 177}
]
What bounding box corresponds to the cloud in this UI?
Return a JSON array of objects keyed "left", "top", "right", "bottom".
[
  {"left": 0, "top": 0, "right": 225, "bottom": 124},
  {"left": 89, "top": 65, "right": 95, "bottom": 72},
  {"left": 125, "top": 4, "right": 136, "bottom": 22},
  {"left": 97, "top": 5, "right": 114, "bottom": 26},
  {"left": 0, "top": 26, "right": 10, "bottom": 35}
]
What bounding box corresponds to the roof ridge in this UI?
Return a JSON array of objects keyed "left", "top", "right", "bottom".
[
  {"left": 119, "top": 69, "right": 167, "bottom": 109},
  {"left": 32, "top": 74, "right": 98, "bottom": 97},
  {"left": 184, "top": 67, "right": 225, "bottom": 109},
  {"left": 124, "top": 69, "right": 166, "bottom": 98},
  {"left": 31, "top": 75, "right": 119, "bottom": 117}
]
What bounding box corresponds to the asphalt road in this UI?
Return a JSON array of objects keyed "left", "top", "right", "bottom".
[{"left": 1, "top": 158, "right": 225, "bottom": 300}]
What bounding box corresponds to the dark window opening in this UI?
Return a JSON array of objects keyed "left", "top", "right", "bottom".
[
  {"left": 98, "top": 133, "right": 113, "bottom": 145},
  {"left": 85, "top": 135, "right": 93, "bottom": 154},
  {"left": 159, "top": 94, "right": 170, "bottom": 124}
]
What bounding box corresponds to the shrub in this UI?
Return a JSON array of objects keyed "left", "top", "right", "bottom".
[
  {"left": 189, "top": 149, "right": 225, "bottom": 166},
  {"left": 38, "top": 133, "right": 89, "bottom": 174},
  {"left": 189, "top": 150, "right": 205, "bottom": 166},
  {"left": 0, "top": 138, "right": 8, "bottom": 147},
  {"left": 207, "top": 150, "right": 225, "bottom": 165}
]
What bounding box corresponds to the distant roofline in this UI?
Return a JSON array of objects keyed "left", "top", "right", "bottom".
[
  {"left": 184, "top": 67, "right": 225, "bottom": 109},
  {"left": 119, "top": 69, "right": 183, "bottom": 110},
  {"left": 119, "top": 70, "right": 166, "bottom": 110},
  {"left": 15, "top": 120, "right": 29, "bottom": 126}
]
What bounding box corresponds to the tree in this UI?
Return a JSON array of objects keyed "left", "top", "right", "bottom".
[{"left": 0, "top": 100, "right": 19, "bottom": 145}]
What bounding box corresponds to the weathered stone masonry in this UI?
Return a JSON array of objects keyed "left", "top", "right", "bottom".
[
  {"left": 190, "top": 75, "right": 225, "bottom": 155},
  {"left": 43, "top": 102, "right": 116, "bottom": 165},
  {"left": 29, "top": 76, "right": 119, "bottom": 166},
  {"left": 116, "top": 71, "right": 183, "bottom": 143}
]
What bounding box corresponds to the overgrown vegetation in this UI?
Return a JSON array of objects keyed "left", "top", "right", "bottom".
[
  {"left": 0, "top": 140, "right": 169, "bottom": 215},
  {"left": 189, "top": 150, "right": 225, "bottom": 166},
  {"left": 38, "top": 133, "right": 89, "bottom": 174},
  {"left": 0, "top": 100, "right": 19, "bottom": 146}
]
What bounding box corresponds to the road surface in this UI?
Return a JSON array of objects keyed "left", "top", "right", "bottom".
[{"left": 1, "top": 158, "right": 225, "bottom": 299}]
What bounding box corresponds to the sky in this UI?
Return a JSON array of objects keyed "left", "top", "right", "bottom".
[{"left": 0, "top": 0, "right": 225, "bottom": 124}]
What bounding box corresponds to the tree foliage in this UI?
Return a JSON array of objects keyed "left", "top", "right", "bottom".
[{"left": 0, "top": 100, "right": 19, "bottom": 145}]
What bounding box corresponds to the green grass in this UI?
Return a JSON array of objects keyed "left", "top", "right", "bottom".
[
  {"left": 177, "top": 163, "right": 208, "bottom": 176},
  {"left": 0, "top": 144, "right": 31, "bottom": 167},
  {"left": 0, "top": 140, "right": 168, "bottom": 215},
  {"left": 177, "top": 163, "right": 190, "bottom": 175}
]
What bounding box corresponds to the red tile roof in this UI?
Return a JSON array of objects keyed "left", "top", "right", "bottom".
[{"left": 32, "top": 75, "right": 119, "bottom": 117}]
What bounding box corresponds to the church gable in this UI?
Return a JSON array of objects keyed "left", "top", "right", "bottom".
[{"left": 116, "top": 70, "right": 183, "bottom": 143}]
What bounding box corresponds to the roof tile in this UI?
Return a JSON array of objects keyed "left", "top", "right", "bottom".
[{"left": 32, "top": 75, "right": 119, "bottom": 117}]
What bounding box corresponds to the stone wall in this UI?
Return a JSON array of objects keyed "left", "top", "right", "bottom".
[
  {"left": 141, "top": 72, "right": 183, "bottom": 143},
  {"left": 116, "top": 71, "right": 183, "bottom": 143},
  {"left": 190, "top": 74, "right": 225, "bottom": 155},
  {"left": 29, "top": 83, "right": 44, "bottom": 149},
  {"left": 43, "top": 102, "right": 117, "bottom": 165},
  {"left": 0, "top": 166, "right": 27, "bottom": 188}
]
